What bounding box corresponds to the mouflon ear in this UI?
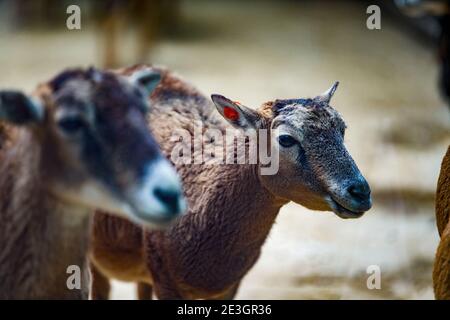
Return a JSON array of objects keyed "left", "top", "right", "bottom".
[
  {"left": 211, "top": 94, "right": 263, "bottom": 129},
  {"left": 314, "top": 81, "right": 339, "bottom": 104},
  {"left": 0, "top": 90, "right": 44, "bottom": 125},
  {"left": 129, "top": 69, "right": 162, "bottom": 96}
]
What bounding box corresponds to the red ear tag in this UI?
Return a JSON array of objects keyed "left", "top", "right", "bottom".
[{"left": 223, "top": 106, "right": 239, "bottom": 121}]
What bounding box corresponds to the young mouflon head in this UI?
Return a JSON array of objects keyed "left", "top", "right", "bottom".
[
  {"left": 0, "top": 67, "right": 186, "bottom": 227},
  {"left": 211, "top": 82, "right": 372, "bottom": 219}
]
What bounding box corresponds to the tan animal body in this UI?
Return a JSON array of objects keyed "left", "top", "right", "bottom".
[
  {"left": 0, "top": 67, "right": 185, "bottom": 299},
  {"left": 90, "top": 65, "right": 372, "bottom": 299},
  {"left": 433, "top": 146, "right": 450, "bottom": 300}
]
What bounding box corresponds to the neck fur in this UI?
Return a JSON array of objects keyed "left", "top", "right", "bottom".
[
  {"left": 0, "top": 129, "right": 91, "bottom": 299},
  {"left": 167, "top": 152, "right": 288, "bottom": 288}
]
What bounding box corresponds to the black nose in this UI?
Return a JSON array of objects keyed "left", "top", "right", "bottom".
[
  {"left": 154, "top": 188, "right": 180, "bottom": 214},
  {"left": 347, "top": 180, "right": 371, "bottom": 201}
]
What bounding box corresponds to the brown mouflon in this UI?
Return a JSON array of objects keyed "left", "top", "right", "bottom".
[
  {"left": 433, "top": 146, "right": 450, "bottom": 300},
  {"left": 90, "top": 65, "right": 372, "bottom": 299},
  {"left": 0, "top": 67, "right": 185, "bottom": 299}
]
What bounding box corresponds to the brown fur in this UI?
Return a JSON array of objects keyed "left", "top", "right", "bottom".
[
  {"left": 0, "top": 67, "right": 177, "bottom": 299},
  {"left": 91, "top": 65, "right": 371, "bottom": 299},
  {"left": 0, "top": 93, "right": 92, "bottom": 299},
  {"left": 433, "top": 146, "right": 450, "bottom": 299}
]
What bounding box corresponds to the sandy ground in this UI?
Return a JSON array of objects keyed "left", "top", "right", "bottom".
[{"left": 0, "top": 0, "right": 449, "bottom": 299}]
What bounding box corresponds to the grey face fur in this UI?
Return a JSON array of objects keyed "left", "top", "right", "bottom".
[{"left": 212, "top": 82, "right": 372, "bottom": 219}]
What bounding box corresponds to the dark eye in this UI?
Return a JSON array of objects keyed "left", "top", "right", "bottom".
[
  {"left": 278, "top": 135, "right": 297, "bottom": 148},
  {"left": 57, "top": 117, "right": 84, "bottom": 134}
]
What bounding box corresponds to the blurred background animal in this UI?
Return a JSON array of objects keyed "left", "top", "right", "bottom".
[
  {"left": 433, "top": 146, "right": 450, "bottom": 299},
  {"left": 7, "top": 0, "right": 180, "bottom": 68},
  {"left": 92, "top": 0, "right": 181, "bottom": 68},
  {"left": 395, "top": 0, "right": 450, "bottom": 104}
]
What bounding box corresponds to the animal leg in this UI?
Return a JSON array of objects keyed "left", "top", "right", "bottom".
[
  {"left": 134, "top": 1, "right": 161, "bottom": 63},
  {"left": 100, "top": 2, "right": 125, "bottom": 68},
  {"left": 153, "top": 281, "right": 184, "bottom": 300},
  {"left": 137, "top": 282, "right": 153, "bottom": 300},
  {"left": 211, "top": 283, "right": 240, "bottom": 300},
  {"left": 436, "top": 146, "right": 450, "bottom": 236},
  {"left": 433, "top": 222, "right": 450, "bottom": 300},
  {"left": 89, "top": 262, "right": 111, "bottom": 300}
]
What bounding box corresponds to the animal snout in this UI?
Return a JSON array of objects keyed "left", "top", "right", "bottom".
[
  {"left": 347, "top": 180, "right": 370, "bottom": 201},
  {"left": 153, "top": 186, "right": 182, "bottom": 215},
  {"left": 126, "top": 159, "right": 186, "bottom": 226},
  {"left": 346, "top": 177, "right": 372, "bottom": 211},
  {"left": 146, "top": 159, "right": 186, "bottom": 218}
]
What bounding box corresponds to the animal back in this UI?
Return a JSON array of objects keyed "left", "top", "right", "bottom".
[{"left": 436, "top": 146, "right": 450, "bottom": 236}]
